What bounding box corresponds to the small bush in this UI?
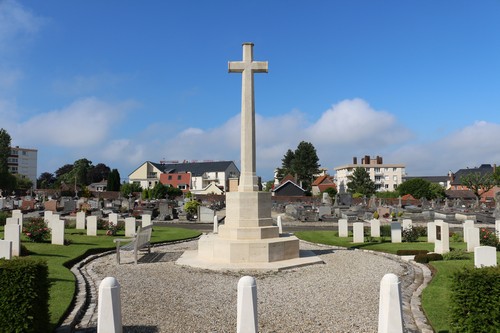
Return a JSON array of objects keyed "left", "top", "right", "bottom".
[
  {"left": 450, "top": 266, "right": 500, "bottom": 332},
  {"left": 397, "top": 249, "right": 429, "bottom": 256},
  {"left": 380, "top": 224, "right": 391, "bottom": 237},
  {"left": 402, "top": 227, "right": 419, "bottom": 242},
  {"left": 413, "top": 225, "right": 427, "bottom": 237},
  {"left": 0, "top": 211, "right": 8, "bottom": 226},
  {"left": 22, "top": 218, "right": 50, "bottom": 243},
  {"left": 480, "top": 228, "right": 499, "bottom": 250},
  {"left": 414, "top": 253, "right": 443, "bottom": 263},
  {"left": 443, "top": 249, "right": 469, "bottom": 261},
  {"left": 451, "top": 232, "right": 463, "bottom": 243}
]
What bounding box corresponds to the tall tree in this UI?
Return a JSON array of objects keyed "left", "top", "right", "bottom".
[
  {"left": 460, "top": 172, "right": 495, "bottom": 204},
  {"left": 292, "top": 141, "right": 320, "bottom": 190},
  {"left": 397, "top": 178, "right": 432, "bottom": 199},
  {"left": 37, "top": 172, "right": 56, "bottom": 189},
  {"left": 55, "top": 164, "right": 74, "bottom": 179},
  {"left": 87, "top": 163, "right": 111, "bottom": 183},
  {"left": 347, "top": 167, "right": 376, "bottom": 197},
  {"left": 0, "top": 128, "right": 11, "bottom": 174},
  {"left": 107, "top": 169, "right": 121, "bottom": 191},
  {"left": 277, "top": 149, "right": 295, "bottom": 180}
]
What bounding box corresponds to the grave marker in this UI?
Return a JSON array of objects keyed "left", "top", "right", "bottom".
[
  {"left": 391, "top": 222, "right": 402, "bottom": 243},
  {"left": 87, "top": 216, "right": 97, "bottom": 236},
  {"left": 353, "top": 222, "right": 364, "bottom": 243},
  {"left": 76, "top": 211, "right": 86, "bottom": 229},
  {"left": 142, "top": 214, "right": 152, "bottom": 228},
  {"left": 434, "top": 220, "right": 450, "bottom": 254},
  {"left": 125, "top": 217, "right": 136, "bottom": 237},
  {"left": 4, "top": 224, "right": 21, "bottom": 256},
  {"left": 466, "top": 227, "right": 480, "bottom": 252},
  {"left": 402, "top": 219, "right": 412, "bottom": 230},
  {"left": 0, "top": 240, "right": 12, "bottom": 259},
  {"left": 370, "top": 219, "right": 380, "bottom": 238},
  {"left": 6, "top": 217, "right": 19, "bottom": 225},
  {"left": 463, "top": 220, "right": 474, "bottom": 242},
  {"left": 495, "top": 220, "right": 500, "bottom": 238},
  {"left": 109, "top": 213, "right": 118, "bottom": 227},
  {"left": 51, "top": 219, "right": 65, "bottom": 245},
  {"left": 338, "top": 219, "right": 348, "bottom": 237},
  {"left": 427, "top": 222, "right": 436, "bottom": 243},
  {"left": 474, "top": 246, "right": 497, "bottom": 268},
  {"left": 12, "top": 210, "right": 23, "bottom": 226}
]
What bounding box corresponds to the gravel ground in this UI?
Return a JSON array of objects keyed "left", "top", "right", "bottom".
[{"left": 74, "top": 239, "right": 418, "bottom": 333}]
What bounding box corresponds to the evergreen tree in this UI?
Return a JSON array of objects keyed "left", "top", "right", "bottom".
[
  {"left": 397, "top": 178, "right": 432, "bottom": 199},
  {"left": 37, "top": 172, "right": 56, "bottom": 189},
  {"left": 347, "top": 167, "right": 376, "bottom": 197},
  {"left": 0, "top": 128, "right": 11, "bottom": 174},
  {"left": 107, "top": 169, "right": 121, "bottom": 191},
  {"left": 292, "top": 141, "right": 320, "bottom": 190}
]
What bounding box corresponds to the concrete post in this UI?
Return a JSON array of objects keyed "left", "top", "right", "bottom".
[
  {"left": 213, "top": 215, "right": 218, "bottom": 234},
  {"left": 237, "top": 276, "right": 258, "bottom": 333},
  {"left": 378, "top": 273, "right": 403, "bottom": 333},
  {"left": 97, "top": 277, "right": 122, "bottom": 333},
  {"left": 277, "top": 215, "right": 283, "bottom": 234}
]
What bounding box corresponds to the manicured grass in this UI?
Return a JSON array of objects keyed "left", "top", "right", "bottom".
[
  {"left": 1, "top": 225, "right": 201, "bottom": 331},
  {"left": 294, "top": 230, "right": 499, "bottom": 332}
]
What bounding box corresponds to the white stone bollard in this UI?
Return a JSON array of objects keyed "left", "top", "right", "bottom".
[
  {"left": 277, "top": 215, "right": 283, "bottom": 234},
  {"left": 338, "top": 219, "right": 348, "bottom": 237},
  {"left": 4, "top": 224, "right": 21, "bottom": 257},
  {"left": 353, "top": 222, "right": 364, "bottom": 243},
  {"left": 97, "top": 277, "right": 122, "bottom": 333},
  {"left": 125, "top": 217, "right": 136, "bottom": 237},
  {"left": 466, "top": 227, "right": 480, "bottom": 252},
  {"left": 213, "top": 215, "right": 219, "bottom": 234},
  {"left": 51, "top": 219, "right": 65, "bottom": 245},
  {"left": 370, "top": 219, "right": 380, "bottom": 237},
  {"left": 391, "top": 222, "right": 402, "bottom": 243},
  {"left": 427, "top": 222, "right": 436, "bottom": 243},
  {"left": 237, "top": 276, "right": 258, "bottom": 333},
  {"left": 142, "top": 214, "right": 152, "bottom": 228},
  {"left": 474, "top": 246, "right": 497, "bottom": 268},
  {"left": 0, "top": 240, "right": 12, "bottom": 259},
  {"left": 378, "top": 273, "right": 404, "bottom": 333},
  {"left": 87, "top": 216, "right": 97, "bottom": 236},
  {"left": 76, "top": 211, "right": 86, "bottom": 229}
]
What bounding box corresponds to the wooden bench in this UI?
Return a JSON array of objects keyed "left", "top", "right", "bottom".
[{"left": 114, "top": 224, "right": 153, "bottom": 264}]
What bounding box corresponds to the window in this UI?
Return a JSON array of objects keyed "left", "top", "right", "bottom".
[
  {"left": 393, "top": 176, "right": 398, "bottom": 181},
  {"left": 393, "top": 168, "right": 397, "bottom": 171},
  {"left": 374, "top": 168, "right": 380, "bottom": 173},
  {"left": 168, "top": 175, "right": 172, "bottom": 180},
  {"left": 178, "top": 185, "right": 186, "bottom": 190},
  {"left": 385, "top": 184, "right": 389, "bottom": 189},
  {"left": 177, "top": 175, "right": 182, "bottom": 180}
]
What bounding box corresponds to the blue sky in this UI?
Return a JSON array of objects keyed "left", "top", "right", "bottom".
[{"left": 2, "top": 0, "right": 500, "bottom": 182}]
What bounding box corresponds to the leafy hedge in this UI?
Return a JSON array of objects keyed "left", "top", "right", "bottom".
[
  {"left": 450, "top": 266, "right": 500, "bottom": 332},
  {"left": 414, "top": 253, "right": 443, "bottom": 263},
  {"left": 0, "top": 258, "right": 50, "bottom": 333}
]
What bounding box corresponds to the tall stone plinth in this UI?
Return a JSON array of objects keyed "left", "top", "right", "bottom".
[{"left": 198, "top": 191, "right": 300, "bottom": 263}]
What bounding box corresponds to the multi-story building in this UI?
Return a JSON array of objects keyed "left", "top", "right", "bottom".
[
  {"left": 128, "top": 160, "right": 240, "bottom": 193},
  {"left": 334, "top": 155, "right": 405, "bottom": 192},
  {"left": 8, "top": 146, "right": 38, "bottom": 189}
]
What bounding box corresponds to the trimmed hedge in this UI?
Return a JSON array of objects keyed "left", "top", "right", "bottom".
[
  {"left": 396, "top": 249, "right": 429, "bottom": 256},
  {"left": 414, "top": 253, "right": 443, "bottom": 264},
  {"left": 450, "top": 266, "right": 500, "bottom": 332},
  {"left": 0, "top": 258, "right": 50, "bottom": 333}
]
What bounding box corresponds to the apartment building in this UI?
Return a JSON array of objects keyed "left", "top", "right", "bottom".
[
  {"left": 8, "top": 146, "right": 38, "bottom": 189},
  {"left": 334, "top": 155, "right": 405, "bottom": 192}
]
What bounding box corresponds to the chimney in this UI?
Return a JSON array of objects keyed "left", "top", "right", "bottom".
[
  {"left": 353, "top": 157, "right": 357, "bottom": 165},
  {"left": 377, "top": 156, "right": 383, "bottom": 164},
  {"left": 364, "top": 155, "right": 370, "bottom": 165}
]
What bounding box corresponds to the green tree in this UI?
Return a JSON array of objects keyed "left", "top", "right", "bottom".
[
  {"left": 184, "top": 200, "right": 200, "bottom": 219},
  {"left": 276, "top": 149, "right": 295, "bottom": 180},
  {"left": 264, "top": 180, "right": 274, "bottom": 192},
  {"left": 151, "top": 183, "right": 168, "bottom": 199},
  {"left": 460, "top": 172, "right": 495, "bottom": 204},
  {"left": 429, "top": 183, "right": 446, "bottom": 199},
  {"left": 166, "top": 186, "right": 183, "bottom": 199},
  {"left": 397, "top": 178, "right": 432, "bottom": 199},
  {"left": 347, "top": 167, "right": 376, "bottom": 197},
  {"left": 107, "top": 169, "right": 121, "bottom": 191},
  {"left": 15, "top": 175, "right": 33, "bottom": 192},
  {"left": 322, "top": 187, "right": 337, "bottom": 199},
  {"left": 37, "top": 172, "right": 56, "bottom": 189},
  {"left": 87, "top": 163, "right": 111, "bottom": 184},
  {"left": 120, "top": 182, "right": 142, "bottom": 197},
  {"left": 0, "top": 128, "right": 11, "bottom": 174},
  {"left": 292, "top": 141, "right": 320, "bottom": 190}
]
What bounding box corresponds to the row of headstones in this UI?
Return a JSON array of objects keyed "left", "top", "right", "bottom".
[
  {"left": 338, "top": 218, "right": 498, "bottom": 268},
  {"left": 96, "top": 273, "right": 405, "bottom": 333},
  {"left": 0, "top": 211, "right": 153, "bottom": 260}
]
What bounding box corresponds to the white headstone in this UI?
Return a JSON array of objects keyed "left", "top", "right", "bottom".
[
  {"left": 44, "top": 210, "right": 53, "bottom": 223},
  {"left": 277, "top": 215, "right": 283, "bottom": 234},
  {"left": 142, "top": 214, "right": 152, "bottom": 228},
  {"left": 76, "top": 211, "right": 86, "bottom": 229},
  {"left": 370, "top": 219, "right": 380, "bottom": 237},
  {"left": 125, "top": 217, "right": 136, "bottom": 237},
  {"left": 466, "top": 227, "right": 480, "bottom": 252},
  {"left": 4, "top": 224, "right": 21, "bottom": 257},
  {"left": 463, "top": 220, "right": 474, "bottom": 242},
  {"left": 0, "top": 240, "right": 12, "bottom": 260},
  {"left": 434, "top": 220, "right": 450, "bottom": 254},
  {"left": 97, "top": 276, "right": 122, "bottom": 333},
  {"left": 12, "top": 210, "right": 23, "bottom": 226},
  {"left": 474, "top": 246, "right": 497, "bottom": 268},
  {"left": 402, "top": 219, "right": 412, "bottom": 230},
  {"left": 237, "top": 276, "right": 258, "bottom": 333},
  {"left": 109, "top": 213, "right": 118, "bottom": 227},
  {"left": 378, "top": 273, "right": 404, "bottom": 333},
  {"left": 353, "top": 222, "right": 364, "bottom": 243},
  {"left": 495, "top": 220, "right": 500, "bottom": 238},
  {"left": 213, "top": 215, "right": 219, "bottom": 234},
  {"left": 338, "top": 219, "right": 348, "bottom": 237},
  {"left": 6, "top": 217, "right": 19, "bottom": 225},
  {"left": 391, "top": 222, "right": 402, "bottom": 243},
  {"left": 49, "top": 214, "right": 60, "bottom": 230},
  {"left": 427, "top": 222, "right": 436, "bottom": 243},
  {"left": 87, "top": 216, "right": 97, "bottom": 236},
  {"left": 51, "top": 219, "right": 65, "bottom": 245}
]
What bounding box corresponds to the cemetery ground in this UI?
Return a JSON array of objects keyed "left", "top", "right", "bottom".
[
  {"left": 0, "top": 224, "right": 201, "bottom": 331},
  {"left": 296, "top": 230, "right": 500, "bottom": 332}
]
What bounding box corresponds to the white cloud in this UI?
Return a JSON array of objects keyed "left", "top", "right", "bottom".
[
  {"left": 0, "top": 0, "right": 45, "bottom": 52},
  {"left": 51, "top": 73, "right": 128, "bottom": 96},
  {"left": 13, "top": 97, "right": 135, "bottom": 148},
  {"left": 0, "top": 67, "right": 23, "bottom": 90}
]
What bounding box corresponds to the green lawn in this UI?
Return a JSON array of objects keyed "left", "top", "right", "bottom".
[
  {"left": 294, "top": 230, "right": 499, "bottom": 333},
  {"left": 1, "top": 225, "right": 201, "bottom": 331}
]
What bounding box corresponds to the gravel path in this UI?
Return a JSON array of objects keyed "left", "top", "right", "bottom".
[{"left": 67, "top": 239, "right": 428, "bottom": 333}]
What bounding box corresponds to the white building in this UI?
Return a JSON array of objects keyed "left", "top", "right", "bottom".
[
  {"left": 334, "top": 156, "right": 405, "bottom": 192},
  {"left": 8, "top": 146, "right": 38, "bottom": 189},
  {"left": 128, "top": 160, "right": 240, "bottom": 193}
]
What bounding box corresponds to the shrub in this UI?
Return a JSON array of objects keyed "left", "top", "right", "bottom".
[
  {"left": 450, "top": 266, "right": 500, "bottom": 332},
  {"left": 413, "top": 225, "right": 427, "bottom": 237},
  {"left": 480, "top": 228, "right": 499, "bottom": 250},
  {"left": 0, "top": 211, "right": 8, "bottom": 226},
  {"left": 380, "top": 224, "right": 391, "bottom": 237},
  {"left": 402, "top": 227, "right": 419, "bottom": 242},
  {"left": 22, "top": 218, "right": 50, "bottom": 243},
  {"left": 451, "top": 232, "right": 463, "bottom": 243},
  {"left": 414, "top": 253, "right": 443, "bottom": 263},
  {"left": 0, "top": 258, "right": 50, "bottom": 332},
  {"left": 443, "top": 249, "right": 469, "bottom": 261}
]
